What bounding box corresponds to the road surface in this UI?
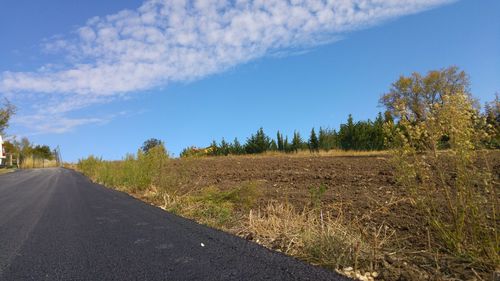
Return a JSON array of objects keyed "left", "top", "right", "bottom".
[{"left": 0, "top": 168, "right": 349, "bottom": 280}]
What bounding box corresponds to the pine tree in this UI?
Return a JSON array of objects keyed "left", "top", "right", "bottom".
[
  {"left": 277, "top": 131, "right": 284, "bottom": 151},
  {"left": 372, "top": 112, "right": 385, "bottom": 150},
  {"left": 339, "top": 114, "right": 355, "bottom": 150},
  {"left": 284, "top": 136, "right": 291, "bottom": 153},
  {"left": 308, "top": 128, "right": 319, "bottom": 152},
  {"left": 318, "top": 127, "right": 326, "bottom": 150},
  {"left": 231, "top": 138, "right": 245, "bottom": 155},
  {"left": 291, "top": 131, "right": 303, "bottom": 153},
  {"left": 318, "top": 127, "right": 339, "bottom": 151},
  {"left": 270, "top": 140, "right": 278, "bottom": 151},
  {"left": 245, "top": 127, "right": 271, "bottom": 154},
  {"left": 220, "top": 138, "right": 230, "bottom": 156}
]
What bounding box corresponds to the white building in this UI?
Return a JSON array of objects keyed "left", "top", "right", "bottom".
[{"left": 0, "top": 135, "right": 5, "bottom": 165}]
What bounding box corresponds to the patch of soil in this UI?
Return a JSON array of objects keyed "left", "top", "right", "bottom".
[{"left": 165, "top": 152, "right": 499, "bottom": 280}]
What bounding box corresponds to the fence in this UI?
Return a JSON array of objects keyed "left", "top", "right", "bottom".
[
  {"left": 1, "top": 146, "right": 62, "bottom": 169},
  {"left": 20, "top": 156, "right": 58, "bottom": 169},
  {"left": 1, "top": 153, "right": 19, "bottom": 168}
]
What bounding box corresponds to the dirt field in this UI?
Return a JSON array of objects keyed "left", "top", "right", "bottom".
[
  {"left": 158, "top": 152, "right": 499, "bottom": 280},
  {"left": 173, "top": 155, "right": 419, "bottom": 238}
]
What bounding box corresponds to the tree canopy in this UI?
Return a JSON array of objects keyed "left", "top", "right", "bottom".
[
  {"left": 380, "top": 66, "right": 471, "bottom": 122},
  {"left": 141, "top": 138, "right": 164, "bottom": 154},
  {"left": 0, "top": 99, "right": 16, "bottom": 134}
]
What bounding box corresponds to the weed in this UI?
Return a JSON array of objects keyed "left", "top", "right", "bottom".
[
  {"left": 309, "top": 185, "right": 327, "bottom": 209},
  {"left": 386, "top": 92, "right": 499, "bottom": 271},
  {"left": 247, "top": 201, "right": 370, "bottom": 270}
]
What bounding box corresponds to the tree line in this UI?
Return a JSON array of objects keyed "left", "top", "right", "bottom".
[
  {"left": 3, "top": 137, "right": 56, "bottom": 161},
  {"left": 180, "top": 113, "right": 390, "bottom": 157},
  {"left": 181, "top": 66, "right": 499, "bottom": 157}
]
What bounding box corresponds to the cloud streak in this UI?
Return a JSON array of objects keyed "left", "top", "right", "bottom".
[{"left": 0, "top": 0, "right": 453, "bottom": 133}]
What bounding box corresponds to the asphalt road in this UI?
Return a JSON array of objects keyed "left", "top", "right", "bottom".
[{"left": 0, "top": 168, "right": 349, "bottom": 281}]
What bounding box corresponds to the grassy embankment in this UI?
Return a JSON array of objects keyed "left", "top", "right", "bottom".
[
  {"left": 76, "top": 149, "right": 388, "bottom": 280},
  {"left": 76, "top": 147, "right": 499, "bottom": 280}
]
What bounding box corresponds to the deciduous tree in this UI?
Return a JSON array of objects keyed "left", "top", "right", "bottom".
[
  {"left": 0, "top": 99, "right": 15, "bottom": 134},
  {"left": 141, "top": 138, "right": 164, "bottom": 154},
  {"left": 380, "top": 66, "right": 471, "bottom": 122}
]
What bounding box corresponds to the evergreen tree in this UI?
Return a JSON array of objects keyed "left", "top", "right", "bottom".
[
  {"left": 245, "top": 127, "right": 271, "bottom": 154},
  {"left": 284, "top": 136, "right": 291, "bottom": 153},
  {"left": 231, "top": 138, "right": 245, "bottom": 155},
  {"left": 220, "top": 138, "right": 230, "bottom": 156},
  {"left": 270, "top": 140, "right": 278, "bottom": 151},
  {"left": 372, "top": 112, "right": 386, "bottom": 150},
  {"left": 339, "top": 114, "right": 355, "bottom": 150},
  {"left": 318, "top": 127, "right": 339, "bottom": 151},
  {"left": 277, "top": 131, "right": 284, "bottom": 151},
  {"left": 291, "top": 131, "right": 303, "bottom": 153},
  {"left": 308, "top": 128, "right": 319, "bottom": 152},
  {"left": 319, "top": 127, "right": 326, "bottom": 150}
]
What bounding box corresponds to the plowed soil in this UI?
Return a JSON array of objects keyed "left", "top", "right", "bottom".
[
  {"left": 168, "top": 152, "right": 500, "bottom": 280},
  {"left": 175, "top": 155, "right": 419, "bottom": 241}
]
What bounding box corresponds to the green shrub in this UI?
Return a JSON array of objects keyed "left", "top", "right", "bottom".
[
  {"left": 386, "top": 92, "right": 499, "bottom": 270},
  {"left": 76, "top": 144, "right": 170, "bottom": 192}
]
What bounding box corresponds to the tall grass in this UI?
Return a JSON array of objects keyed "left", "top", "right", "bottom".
[
  {"left": 77, "top": 145, "right": 170, "bottom": 193},
  {"left": 247, "top": 202, "right": 369, "bottom": 269},
  {"left": 20, "top": 157, "right": 58, "bottom": 169},
  {"left": 386, "top": 93, "right": 499, "bottom": 271},
  {"left": 162, "top": 182, "right": 262, "bottom": 229}
]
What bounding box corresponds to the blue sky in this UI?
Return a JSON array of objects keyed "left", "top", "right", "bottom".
[{"left": 1, "top": 0, "right": 499, "bottom": 161}]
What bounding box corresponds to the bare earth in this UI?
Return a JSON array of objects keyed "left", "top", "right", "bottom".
[{"left": 157, "top": 152, "right": 500, "bottom": 280}]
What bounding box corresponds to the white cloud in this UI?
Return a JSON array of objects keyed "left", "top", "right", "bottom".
[
  {"left": 0, "top": 0, "right": 454, "bottom": 134},
  {"left": 14, "top": 115, "right": 108, "bottom": 134}
]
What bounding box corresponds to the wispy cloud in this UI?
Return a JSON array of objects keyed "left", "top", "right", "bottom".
[
  {"left": 13, "top": 111, "right": 130, "bottom": 135},
  {"left": 14, "top": 115, "right": 109, "bottom": 135},
  {"left": 0, "top": 0, "right": 453, "bottom": 134}
]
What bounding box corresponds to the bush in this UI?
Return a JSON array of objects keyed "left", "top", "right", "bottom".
[
  {"left": 386, "top": 92, "right": 499, "bottom": 270},
  {"left": 77, "top": 144, "right": 170, "bottom": 192}
]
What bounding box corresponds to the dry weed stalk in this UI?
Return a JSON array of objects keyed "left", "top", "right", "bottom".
[
  {"left": 247, "top": 201, "right": 371, "bottom": 270},
  {"left": 385, "top": 92, "right": 499, "bottom": 273}
]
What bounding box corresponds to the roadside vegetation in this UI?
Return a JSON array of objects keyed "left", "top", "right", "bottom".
[
  {"left": 77, "top": 67, "right": 499, "bottom": 280},
  {"left": 0, "top": 168, "right": 14, "bottom": 175},
  {"left": 3, "top": 138, "right": 59, "bottom": 168},
  {"left": 1, "top": 99, "right": 59, "bottom": 169}
]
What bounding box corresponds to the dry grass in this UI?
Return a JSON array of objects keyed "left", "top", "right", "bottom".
[
  {"left": 20, "top": 158, "right": 58, "bottom": 169},
  {"left": 242, "top": 201, "right": 398, "bottom": 280},
  {"left": 154, "top": 183, "right": 396, "bottom": 280},
  {"left": 160, "top": 182, "right": 262, "bottom": 229},
  {"left": 271, "top": 149, "right": 388, "bottom": 157},
  {"left": 0, "top": 168, "right": 14, "bottom": 175},
  {"left": 223, "top": 149, "right": 389, "bottom": 158},
  {"left": 246, "top": 202, "right": 367, "bottom": 267}
]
